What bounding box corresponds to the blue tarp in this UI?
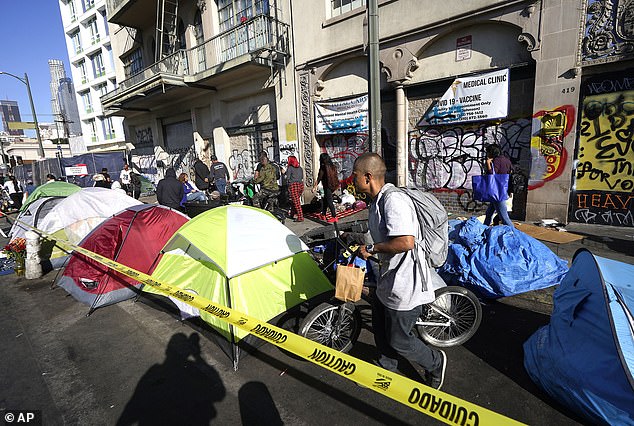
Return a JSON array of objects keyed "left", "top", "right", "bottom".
[
  {"left": 439, "top": 217, "right": 569, "bottom": 298},
  {"left": 524, "top": 249, "right": 634, "bottom": 424}
]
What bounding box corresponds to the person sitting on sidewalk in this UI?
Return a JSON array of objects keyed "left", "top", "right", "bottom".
[
  {"left": 178, "top": 172, "right": 208, "bottom": 208},
  {"left": 354, "top": 152, "right": 448, "bottom": 390}
]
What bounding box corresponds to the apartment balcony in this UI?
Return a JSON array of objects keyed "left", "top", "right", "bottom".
[
  {"left": 102, "top": 14, "right": 289, "bottom": 116},
  {"left": 106, "top": 0, "right": 156, "bottom": 29}
]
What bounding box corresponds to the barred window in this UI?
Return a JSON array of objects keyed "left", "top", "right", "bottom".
[{"left": 123, "top": 48, "right": 143, "bottom": 78}]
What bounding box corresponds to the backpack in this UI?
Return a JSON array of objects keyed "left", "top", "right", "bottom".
[{"left": 380, "top": 186, "right": 449, "bottom": 268}]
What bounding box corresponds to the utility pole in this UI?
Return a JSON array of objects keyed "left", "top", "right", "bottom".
[
  {"left": 0, "top": 71, "right": 46, "bottom": 159},
  {"left": 367, "top": 0, "right": 382, "bottom": 155}
]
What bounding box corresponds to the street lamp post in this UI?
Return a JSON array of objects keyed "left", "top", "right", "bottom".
[{"left": 0, "top": 71, "right": 46, "bottom": 159}]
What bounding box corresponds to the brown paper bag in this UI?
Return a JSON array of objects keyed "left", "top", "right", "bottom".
[{"left": 335, "top": 265, "right": 365, "bottom": 302}]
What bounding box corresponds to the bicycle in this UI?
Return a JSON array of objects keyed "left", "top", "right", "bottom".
[{"left": 298, "top": 222, "right": 482, "bottom": 353}]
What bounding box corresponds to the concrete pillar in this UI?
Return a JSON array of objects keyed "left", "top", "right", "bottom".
[
  {"left": 25, "top": 231, "right": 42, "bottom": 280},
  {"left": 395, "top": 85, "right": 407, "bottom": 187}
]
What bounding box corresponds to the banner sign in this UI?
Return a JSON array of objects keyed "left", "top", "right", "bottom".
[
  {"left": 417, "top": 69, "right": 509, "bottom": 126},
  {"left": 315, "top": 95, "right": 368, "bottom": 135},
  {"left": 64, "top": 164, "right": 88, "bottom": 176}
]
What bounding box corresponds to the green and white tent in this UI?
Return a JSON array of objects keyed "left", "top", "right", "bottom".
[{"left": 145, "top": 205, "right": 332, "bottom": 368}]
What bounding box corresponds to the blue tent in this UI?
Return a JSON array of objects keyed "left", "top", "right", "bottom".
[{"left": 524, "top": 249, "right": 634, "bottom": 424}]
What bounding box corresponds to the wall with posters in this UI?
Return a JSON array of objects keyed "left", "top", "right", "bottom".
[
  {"left": 570, "top": 69, "right": 634, "bottom": 227},
  {"left": 314, "top": 95, "right": 370, "bottom": 186}
]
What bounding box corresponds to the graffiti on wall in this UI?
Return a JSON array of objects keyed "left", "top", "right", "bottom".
[
  {"left": 135, "top": 127, "right": 154, "bottom": 148},
  {"left": 408, "top": 118, "right": 531, "bottom": 190},
  {"left": 570, "top": 69, "right": 634, "bottom": 226},
  {"left": 528, "top": 105, "right": 576, "bottom": 190},
  {"left": 319, "top": 133, "right": 368, "bottom": 187},
  {"left": 229, "top": 149, "right": 254, "bottom": 180},
  {"left": 131, "top": 154, "right": 159, "bottom": 185},
  {"left": 227, "top": 132, "right": 275, "bottom": 179}
]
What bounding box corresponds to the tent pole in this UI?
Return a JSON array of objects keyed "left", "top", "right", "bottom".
[{"left": 226, "top": 276, "right": 239, "bottom": 371}]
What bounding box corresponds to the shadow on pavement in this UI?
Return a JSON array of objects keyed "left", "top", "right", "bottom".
[
  {"left": 249, "top": 349, "right": 411, "bottom": 426},
  {"left": 463, "top": 300, "right": 589, "bottom": 425},
  {"left": 239, "top": 381, "right": 283, "bottom": 426},
  {"left": 116, "top": 332, "right": 225, "bottom": 425}
]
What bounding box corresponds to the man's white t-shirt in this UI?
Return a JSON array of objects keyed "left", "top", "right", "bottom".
[
  {"left": 120, "top": 169, "right": 131, "bottom": 185},
  {"left": 368, "top": 183, "right": 435, "bottom": 310}
]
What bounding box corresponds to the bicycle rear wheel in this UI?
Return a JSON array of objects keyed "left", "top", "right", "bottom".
[
  {"left": 299, "top": 302, "right": 361, "bottom": 353},
  {"left": 416, "top": 286, "right": 482, "bottom": 347}
]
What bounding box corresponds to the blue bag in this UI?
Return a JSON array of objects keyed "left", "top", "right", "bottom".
[{"left": 472, "top": 167, "right": 509, "bottom": 202}]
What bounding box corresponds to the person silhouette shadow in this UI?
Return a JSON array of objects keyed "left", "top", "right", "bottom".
[{"left": 117, "top": 332, "right": 225, "bottom": 426}]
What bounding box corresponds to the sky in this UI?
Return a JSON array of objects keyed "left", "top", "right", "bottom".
[{"left": 0, "top": 1, "right": 71, "bottom": 135}]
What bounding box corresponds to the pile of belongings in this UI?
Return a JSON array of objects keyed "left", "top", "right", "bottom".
[{"left": 438, "top": 217, "right": 569, "bottom": 298}]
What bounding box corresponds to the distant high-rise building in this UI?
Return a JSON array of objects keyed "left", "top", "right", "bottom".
[
  {"left": 48, "top": 59, "right": 82, "bottom": 138},
  {"left": 57, "top": 0, "right": 125, "bottom": 152},
  {"left": 0, "top": 100, "right": 24, "bottom": 136},
  {"left": 57, "top": 77, "right": 82, "bottom": 137},
  {"left": 49, "top": 59, "right": 66, "bottom": 117}
]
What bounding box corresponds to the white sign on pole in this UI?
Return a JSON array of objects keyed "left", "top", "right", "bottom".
[
  {"left": 417, "top": 68, "right": 510, "bottom": 126},
  {"left": 314, "top": 95, "right": 368, "bottom": 135}
]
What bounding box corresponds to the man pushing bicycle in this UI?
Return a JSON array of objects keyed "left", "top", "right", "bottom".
[{"left": 353, "top": 153, "right": 447, "bottom": 390}]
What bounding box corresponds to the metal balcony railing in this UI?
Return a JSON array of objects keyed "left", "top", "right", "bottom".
[{"left": 102, "top": 15, "right": 288, "bottom": 104}]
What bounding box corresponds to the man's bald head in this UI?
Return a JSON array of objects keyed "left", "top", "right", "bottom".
[{"left": 354, "top": 153, "right": 386, "bottom": 180}]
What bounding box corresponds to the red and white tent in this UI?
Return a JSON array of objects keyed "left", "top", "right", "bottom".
[{"left": 57, "top": 204, "right": 189, "bottom": 312}]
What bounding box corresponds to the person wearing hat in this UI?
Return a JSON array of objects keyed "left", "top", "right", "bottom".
[
  {"left": 92, "top": 173, "right": 110, "bottom": 189},
  {"left": 210, "top": 154, "right": 230, "bottom": 195}
]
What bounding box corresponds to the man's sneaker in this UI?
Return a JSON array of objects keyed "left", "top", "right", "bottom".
[{"left": 428, "top": 350, "right": 447, "bottom": 390}]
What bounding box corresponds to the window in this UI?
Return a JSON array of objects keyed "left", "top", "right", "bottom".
[
  {"left": 69, "top": 0, "right": 76, "bottom": 21},
  {"left": 91, "top": 52, "right": 105, "bottom": 78},
  {"left": 218, "top": 0, "right": 269, "bottom": 32},
  {"left": 87, "top": 118, "right": 97, "bottom": 141},
  {"left": 102, "top": 116, "right": 115, "bottom": 139},
  {"left": 194, "top": 9, "right": 206, "bottom": 71},
  {"left": 105, "top": 45, "right": 114, "bottom": 69},
  {"left": 81, "top": 91, "right": 93, "bottom": 113},
  {"left": 331, "top": 0, "right": 365, "bottom": 18},
  {"left": 88, "top": 18, "right": 100, "bottom": 44},
  {"left": 123, "top": 49, "right": 143, "bottom": 78},
  {"left": 96, "top": 83, "right": 108, "bottom": 97},
  {"left": 100, "top": 10, "right": 109, "bottom": 36},
  {"left": 78, "top": 60, "right": 87, "bottom": 83},
  {"left": 71, "top": 31, "right": 82, "bottom": 54},
  {"left": 82, "top": 0, "right": 95, "bottom": 12}
]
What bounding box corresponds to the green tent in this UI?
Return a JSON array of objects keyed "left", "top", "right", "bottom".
[
  {"left": 145, "top": 205, "right": 332, "bottom": 368},
  {"left": 20, "top": 181, "right": 81, "bottom": 213}
]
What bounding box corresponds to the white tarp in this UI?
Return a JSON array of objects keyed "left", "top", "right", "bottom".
[
  {"left": 417, "top": 68, "right": 509, "bottom": 126},
  {"left": 314, "top": 95, "right": 368, "bottom": 135}
]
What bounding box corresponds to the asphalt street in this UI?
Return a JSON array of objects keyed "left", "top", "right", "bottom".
[{"left": 0, "top": 259, "right": 587, "bottom": 425}]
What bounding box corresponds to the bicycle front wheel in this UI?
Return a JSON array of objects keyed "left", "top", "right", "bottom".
[
  {"left": 299, "top": 302, "right": 361, "bottom": 353},
  {"left": 416, "top": 286, "right": 482, "bottom": 347}
]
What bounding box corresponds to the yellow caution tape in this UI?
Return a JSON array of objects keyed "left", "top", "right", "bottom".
[{"left": 3, "top": 212, "right": 525, "bottom": 425}]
